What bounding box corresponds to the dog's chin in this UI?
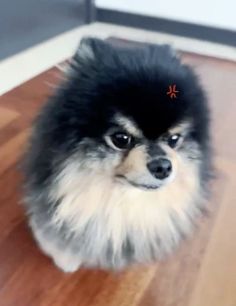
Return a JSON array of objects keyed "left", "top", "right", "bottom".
[{"left": 116, "top": 175, "right": 161, "bottom": 191}]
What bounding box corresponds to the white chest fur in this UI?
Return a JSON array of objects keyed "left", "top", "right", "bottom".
[{"left": 50, "top": 156, "right": 201, "bottom": 263}]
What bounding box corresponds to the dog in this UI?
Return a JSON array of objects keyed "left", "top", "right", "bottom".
[{"left": 23, "top": 38, "right": 211, "bottom": 272}]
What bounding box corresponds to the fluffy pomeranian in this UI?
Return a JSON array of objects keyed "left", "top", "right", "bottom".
[{"left": 23, "top": 38, "right": 211, "bottom": 272}]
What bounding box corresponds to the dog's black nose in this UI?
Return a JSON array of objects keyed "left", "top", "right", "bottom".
[{"left": 147, "top": 158, "right": 172, "bottom": 180}]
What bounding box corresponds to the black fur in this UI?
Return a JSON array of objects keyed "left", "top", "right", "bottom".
[{"left": 24, "top": 38, "right": 210, "bottom": 188}]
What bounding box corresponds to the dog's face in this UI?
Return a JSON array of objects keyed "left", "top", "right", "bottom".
[
  {"left": 103, "top": 115, "right": 195, "bottom": 190},
  {"left": 62, "top": 38, "right": 209, "bottom": 192},
  {"left": 76, "top": 112, "right": 202, "bottom": 192}
]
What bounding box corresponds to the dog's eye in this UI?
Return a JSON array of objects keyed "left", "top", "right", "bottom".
[
  {"left": 109, "top": 132, "right": 132, "bottom": 150},
  {"left": 168, "top": 134, "right": 182, "bottom": 148}
]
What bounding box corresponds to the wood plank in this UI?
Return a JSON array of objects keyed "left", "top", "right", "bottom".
[
  {"left": 0, "top": 129, "right": 30, "bottom": 175},
  {"left": 0, "top": 39, "right": 236, "bottom": 306},
  {"left": 189, "top": 161, "right": 236, "bottom": 306},
  {"left": 0, "top": 107, "right": 19, "bottom": 130}
]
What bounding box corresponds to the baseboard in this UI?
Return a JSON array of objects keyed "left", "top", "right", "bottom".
[{"left": 96, "top": 8, "right": 236, "bottom": 47}]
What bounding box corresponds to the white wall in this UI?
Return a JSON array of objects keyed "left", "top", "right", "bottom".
[{"left": 96, "top": 0, "right": 236, "bottom": 31}]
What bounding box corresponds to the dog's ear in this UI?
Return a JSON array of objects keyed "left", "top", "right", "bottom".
[{"left": 73, "top": 37, "right": 109, "bottom": 64}]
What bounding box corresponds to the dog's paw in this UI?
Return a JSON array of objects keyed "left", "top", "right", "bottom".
[{"left": 53, "top": 253, "right": 82, "bottom": 273}]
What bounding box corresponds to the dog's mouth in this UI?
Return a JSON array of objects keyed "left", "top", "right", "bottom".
[{"left": 116, "top": 175, "right": 160, "bottom": 191}]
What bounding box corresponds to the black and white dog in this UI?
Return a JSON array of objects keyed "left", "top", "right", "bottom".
[{"left": 23, "top": 38, "right": 211, "bottom": 272}]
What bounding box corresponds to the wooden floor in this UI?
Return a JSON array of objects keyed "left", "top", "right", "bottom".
[{"left": 0, "top": 46, "right": 236, "bottom": 306}]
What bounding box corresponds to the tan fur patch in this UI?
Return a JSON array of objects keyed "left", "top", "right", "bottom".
[
  {"left": 116, "top": 145, "right": 147, "bottom": 177},
  {"left": 168, "top": 121, "right": 192, "bottom": 136}
]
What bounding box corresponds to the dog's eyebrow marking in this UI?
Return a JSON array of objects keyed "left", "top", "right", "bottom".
[
  {"left": 168, "top": 121, "right": 192, "bottom": 136},
  {"left": 113, "top": 114, "right": 143, "bottom": 137}
]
